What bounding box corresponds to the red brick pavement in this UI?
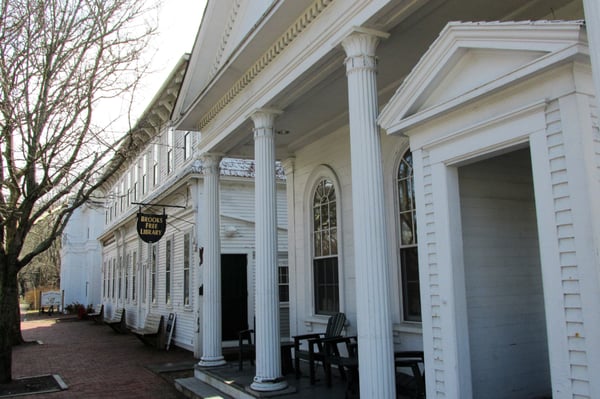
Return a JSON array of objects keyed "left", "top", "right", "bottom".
[{"left": 11, "top": 314, "right": 195, "bottom": 398}]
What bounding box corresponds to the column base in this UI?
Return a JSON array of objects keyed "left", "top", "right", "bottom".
[
  {"left": 250, "top": 376, "right": 288, "bottom": 392},
  {"left": 197, "top": 356, "right": 226, "bottom": 368}
]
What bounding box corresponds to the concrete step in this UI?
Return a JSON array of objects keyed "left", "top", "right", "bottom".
[{"left": 175, "top": 376, "right": 234, "bottom": 399}]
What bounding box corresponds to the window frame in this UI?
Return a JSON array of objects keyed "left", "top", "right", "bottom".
[
  {"left": 183, "top": 132, "right": 192, "bottom": 160},
  {"left": 308, "top": 171, "right": 342, "bottom": 316},
  {"left": 183, "top": 231, "right": 191, "bottom": 307},
  {"left": 165, "top": 237, "right": 173, "bottom": 306},
  {"left": 132, "top": 251, "right": 137, "bottom": 303},
  {"left": 150, "top": 244, "right": 158, "bottom": 305},
  {"left": 396, "top": 150, "right": 422, "bottom": 323},
  {"left": 167, "top": 129, "right": 174, "bottom": 175},
  {"left": 152, "top": 143, "right": 159, "bottom": 187}
]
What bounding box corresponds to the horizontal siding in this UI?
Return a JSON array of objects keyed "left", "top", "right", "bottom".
[{"left": 460, "top": 149, "right": 550, "bottom": 398}]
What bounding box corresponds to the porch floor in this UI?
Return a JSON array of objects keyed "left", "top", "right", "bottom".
[{"left": 175, "top": 359, "right": 414, "bottom": 399}]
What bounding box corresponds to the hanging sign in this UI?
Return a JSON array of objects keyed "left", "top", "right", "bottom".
[{"left": 137, "top": 212, "right": 167, "bottom": 243}]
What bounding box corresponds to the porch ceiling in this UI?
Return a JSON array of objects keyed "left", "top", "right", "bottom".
[{"left": 192, "top": 0, "right": 581, "bottom": 159}]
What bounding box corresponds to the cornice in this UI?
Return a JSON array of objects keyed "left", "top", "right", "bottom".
[{"left": 197, "top": 0, "right": 334, "bottom": 130}]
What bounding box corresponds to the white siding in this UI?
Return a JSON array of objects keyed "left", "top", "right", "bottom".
[{"left": 459, "top": 149, "right": 550, "bottom": 399}]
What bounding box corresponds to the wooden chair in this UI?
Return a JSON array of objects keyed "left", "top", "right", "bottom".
[
  {"left": 88, "top": 304, "right": 104, "bottom": 324},
  {"left": 130, "top": 313, "right": 164, "bottom": 349},
  {"left": 395, "top": 350, "right": 425, "bottom": 398},
  {"left": 238, "top": 328, "right": 255, "bottom": 370},
  {"left": 293, "top": 312, "right": 346, "bottom": 384},
  {"left": 322, "top": 336, "right": 359, "bottom": 398},
  {"left": 104, "top": 308, "right": 126, "bottom": 333}
]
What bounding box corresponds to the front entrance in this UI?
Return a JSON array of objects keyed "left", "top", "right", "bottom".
[
  {"left": 221, "top": 254, "right": 248, "bottom": 341},
  {"left": 459, "top": 149, "right": 551, "bottom": 398}
]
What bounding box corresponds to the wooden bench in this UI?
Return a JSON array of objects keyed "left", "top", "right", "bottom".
[
  {"left": 88, "top": 304, "right": 104, "bottom": 324},
  {"left": 104, "top": 308, "right": 127, "bottom": 333},
  {"left": 130, "top": 313, "right": 164, "bottom": 349}
]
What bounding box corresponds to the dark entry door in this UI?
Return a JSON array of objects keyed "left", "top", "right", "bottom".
[{"left": 221, "top": 254, "right": 248, "bottom": 341}]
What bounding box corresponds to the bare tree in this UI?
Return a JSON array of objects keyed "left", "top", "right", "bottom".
[
  {"left": 0, "top": 0, "right": 157, "bottom": 383},
  {"left": 18, "top": 213, "right": 62, "bottom": 302}
]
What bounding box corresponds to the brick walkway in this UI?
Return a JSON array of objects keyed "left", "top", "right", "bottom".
[{"left": 11, "top": 314, "right": 195, "bottom": 398}]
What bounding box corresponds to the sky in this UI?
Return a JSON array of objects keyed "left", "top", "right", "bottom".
[
  {"left": 102, "top": 0, "right": 207, "bottom": 138},
  {"left": 139, "top": 0, "right": 207, "bottom": 111}
]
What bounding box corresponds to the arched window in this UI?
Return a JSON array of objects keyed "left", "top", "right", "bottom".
[
  {"left": 397, "top": 151, "right": 421, "bottom": 322},
  {"left": 312, "top": 178, "right": 339, "bottom": 315}
]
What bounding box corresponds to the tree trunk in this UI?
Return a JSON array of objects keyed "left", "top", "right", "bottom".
[{"left": 0, "top": 260, "right": 19, "bottom": 383}]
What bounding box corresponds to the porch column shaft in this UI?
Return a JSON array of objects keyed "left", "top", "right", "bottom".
[
  {"left": 342, "top": 29, "right": 395, "bottom": 399},
  {"left": 584, "top": 0, "right": 600, "bottom": 109},
  {"left": 198, "top": 154, "right": 226, "bottom": 367},
  {"left": 250, "top": 109, "right": 287, "bottom": 392}
]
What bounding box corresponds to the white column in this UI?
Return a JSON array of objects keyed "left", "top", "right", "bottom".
[
  {"left": 250, "top": 109, "right": 288, "bottom": 392},
  {"left": 342, "top": 28, "right": 396, "bottom": 399},
  {"left": 198, "top": 153, "right": 226, "bottom": 367},
  {"left": 584, "top": 0, "right": 600, "bottom": 109}
]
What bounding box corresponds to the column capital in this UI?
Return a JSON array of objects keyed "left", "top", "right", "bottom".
[
  {"left": 341, "top": 27, "right": 389, "bottom": 57},
  {"left": 250, "top": 108, "right": 282, "bottom": 130},
  {"left": 342, "top": 27, "right": 389, "bottom": 74},
  {"left": 200, "top": 153, "right": 223, "bottom": 177}
]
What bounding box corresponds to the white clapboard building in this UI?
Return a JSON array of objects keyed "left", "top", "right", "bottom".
[
  {"left": 171, "top": 1, "right": 600, "bottom": 398},
  {"left": 60, "top": 199, "right": 105, "bottom": 308},
  {"left": 98, "top": 56, "right": 288, "bottom": 355}
]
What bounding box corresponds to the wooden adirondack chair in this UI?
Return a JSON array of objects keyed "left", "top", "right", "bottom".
[{"left": 293, "top": 312, "right": 346, "bottom": 385}]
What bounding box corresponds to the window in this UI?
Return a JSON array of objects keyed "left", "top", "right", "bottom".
[
  {"left": 312, "top": 178, "right": 339, "bottom": 315},
  {"left": 127, "top": 172, "right": 132, "bottom": 207},
  {"left": 279, "top": 262, "right": 289, "bottom": 303},
  {"left": 125, "top": 253, "right": 130, "bottom": 300},
  {"left": 165, "top": 239, "right": 172, "bottom": 305},
  {"left": 397, "top": 151, "right": 421, "bottom": 322},
  {"left": 132, "top": 251, "right": 137, "bottom": 302},
  {"left": 103, "top": 262, "right": 107, "bottom": 298},
  {"left": 183, "top": 232, "right": 191, "bottom": 306},
  {"left": 112, "top": 259, "right": 116, "bottom": 299},
  {"left": 133, "top": 164, "right": 139, "bottom": 202},
  {"left": 184, "top": 132, "right": 192, "bottom": 160},
  {"left": 152, "top": 143, "right": 159, "bottom": 186},
  {"left": 151, "top": 244, "right": 157, "bottom": 304},
  {"left": 141, "top": 260, "right": 147, "bottom": 304},
  {"left": 120, "top": 180, "right": 125, "bottom": 212},
  {"left": 142, "top": 153, "right": 148, "bottom": 194},
  {"left": 118, "top": 256, "right": 122, "bottom": 299},
  {"left": 167, "top": 129, "right": 174, "bottom": 174}
]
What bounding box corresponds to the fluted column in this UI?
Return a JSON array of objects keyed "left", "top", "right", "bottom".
[
  {"left": 584, "top": 0, "right": 600, "bottom": 109},
  {"left": 342, "top": 28, "right": 396, "bottom": 399},
  {"left": 198, "top": 153, "right": 226, "bottom": 367},
  {"left": 250, "top": 109, "right": 288, "bottom": 392}
]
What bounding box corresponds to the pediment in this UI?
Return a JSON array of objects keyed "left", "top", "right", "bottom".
[
  {"left": 379, "top": 20, "right": 587, "bottom": 135},
  {"left": 173, "top": 0, "right": 275, "bottom": 120}
]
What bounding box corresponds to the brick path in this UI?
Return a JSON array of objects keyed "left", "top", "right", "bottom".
[{"left": 11, "top": 314, "right": 195, "bottom": 398}]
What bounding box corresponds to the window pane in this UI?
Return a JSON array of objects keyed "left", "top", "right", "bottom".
[
  {"left": 400, "top": 212, "right": 414, "bottom": 245},
  {"left": 313, "top": 257, "right": 339, "bottom": 315},
  {"left": 330, "top": 201, "right": 337, "bottom": 227},
  {"left": 321, "top": 231, "right": 330, "bottom": 256},
  {"left": 314, "top": 232, "right": 321, "bottom": 257},
  {"left": 401, "top": 247, "right": 421, "bottom": 321},
  {"left": 330, "top": 228, "right": 338, "bottom": 255}
]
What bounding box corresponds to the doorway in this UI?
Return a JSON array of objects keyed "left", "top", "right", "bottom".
[
  {"left": 221, "top": 254, "right": 248, "bottom": 341},
  {"left": 458, "top": 148, "right": 551, "bottom": 398}
]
